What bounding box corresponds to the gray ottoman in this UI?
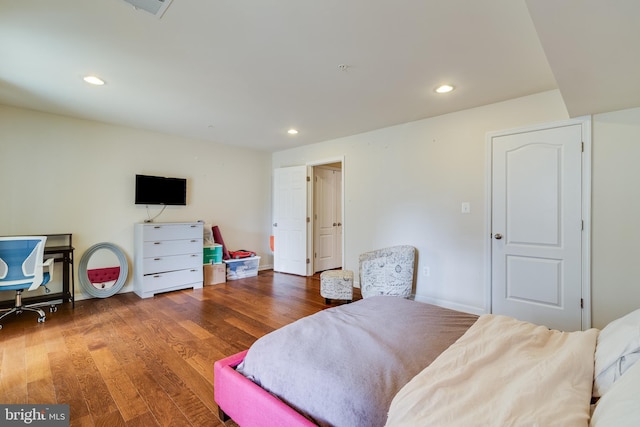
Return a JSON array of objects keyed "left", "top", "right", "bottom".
[{"left": 320, "top": 270, "right": 354, "bottom": 304}]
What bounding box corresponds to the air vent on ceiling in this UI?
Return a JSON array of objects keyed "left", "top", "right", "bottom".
[{"left": 123, "top": 0, "right": 173, "bottom": 18}]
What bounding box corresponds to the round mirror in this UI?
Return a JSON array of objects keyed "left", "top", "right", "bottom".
[{"left": 79, "top": 242, "right": 129, "bottom": 298}]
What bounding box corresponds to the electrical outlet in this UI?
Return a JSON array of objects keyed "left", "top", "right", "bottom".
[{"left": 423, "top": 266, "right": 430, "bottom": 277}]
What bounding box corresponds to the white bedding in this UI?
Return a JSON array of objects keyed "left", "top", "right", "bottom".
[
  {"left": 593, "top": 308, "right": 640, "bottom": 397},
  {"left": 386, "top": 314, "right": 598, "bottom": 427}
]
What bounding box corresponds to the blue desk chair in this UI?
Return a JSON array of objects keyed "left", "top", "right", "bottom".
[{"left": 0, "top": 236, "right": 55, "bottom": 330}]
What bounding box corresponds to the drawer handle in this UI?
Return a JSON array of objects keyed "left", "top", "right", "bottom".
[
  {"left": 154, "top": 242, "right": 161, "bottom": 245},
  {"left": 154, "top": 258, "right": 161, "bottom": 261},
  {"left": 190, "top": 240, "right": 197, "bottom": 243},
  {"left": 190, "top": 269, "right": 198, "bottom": 272},
  {"left": 190, "top": 225, "right": 197, "bottom": 228},
  {"left": 153, "top": 275, "right": 161, "bottom": 278},
  {"left": 154, "top": 226, "right": 161, "bottom": 229},
  {"left": 190, "top": 254, "right": 197, "bottom": 257}
]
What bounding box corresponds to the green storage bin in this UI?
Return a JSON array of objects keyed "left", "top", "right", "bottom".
[
  {"left": 204, "top": 244, "right": 223, "bottom": 264},
  {"left": 212, "top": 244, "right": 222, "bottom": 264}
]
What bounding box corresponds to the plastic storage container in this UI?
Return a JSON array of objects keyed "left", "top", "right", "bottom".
[{"left": 224, "top": 256, "right": 261, "bottom": 280}]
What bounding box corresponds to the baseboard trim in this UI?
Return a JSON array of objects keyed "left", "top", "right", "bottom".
[{"left": 412, "top": 294, "right": 487, "bottom": 316}]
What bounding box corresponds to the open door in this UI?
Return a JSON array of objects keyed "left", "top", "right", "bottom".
[{"left": 273, "top": 166, "right": 308, "bottom": 276}]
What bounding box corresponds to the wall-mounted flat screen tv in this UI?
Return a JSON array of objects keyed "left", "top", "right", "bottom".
[{"left": 135, "top": 174, "right": 187, "bottom": 206}]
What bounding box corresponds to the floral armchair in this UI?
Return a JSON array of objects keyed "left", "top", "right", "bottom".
[{"left": 358, "top": 245, "right": 416, "bottom": 298}]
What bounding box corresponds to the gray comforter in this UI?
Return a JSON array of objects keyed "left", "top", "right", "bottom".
[{"left": 236, "top": 296, "right": 477, "bottom": 427}]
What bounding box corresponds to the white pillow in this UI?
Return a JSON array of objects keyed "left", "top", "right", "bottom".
[
  {"left": 590, "top": 358, "right": 640, "bottom": 426},
  {"left": 593, "top": 308, "right": 640, "bottom": 397}
]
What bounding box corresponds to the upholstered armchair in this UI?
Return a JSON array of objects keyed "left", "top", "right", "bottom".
[{"left": 359, "top": 245, "right": 416, "bottom": 298}]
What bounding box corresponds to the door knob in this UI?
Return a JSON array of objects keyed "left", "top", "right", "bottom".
[
  {"left": 337, "top": 222, "right": 342, "bottom": 226},
  {"left": 494, "top": 233, "right": 503, "bottom": 240},
  {"left": 333, "top": 223, "right": 337, "bottom": 226}
]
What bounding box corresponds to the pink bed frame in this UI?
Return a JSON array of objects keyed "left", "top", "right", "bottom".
[{"left": 214, "top": 350, "right": 317, "bottom": 427}]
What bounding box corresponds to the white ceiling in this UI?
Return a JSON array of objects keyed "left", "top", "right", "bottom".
[{"left": 1, "top": 0, "right": 639, "bottom": 152}]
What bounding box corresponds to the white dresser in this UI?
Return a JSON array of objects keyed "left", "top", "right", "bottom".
[{"left": 134, "top": 222, "right": 203, "bottom": 299}]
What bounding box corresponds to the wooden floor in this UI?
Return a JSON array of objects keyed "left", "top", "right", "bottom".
[{"left": 0, "top": 270, "right": 360, "bottom": 427}]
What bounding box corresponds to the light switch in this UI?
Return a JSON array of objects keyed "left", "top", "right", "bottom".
[{"left": 461, "top": 202, "right": 471, "bottom": 214}]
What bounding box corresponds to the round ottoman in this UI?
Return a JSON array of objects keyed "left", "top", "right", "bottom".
[{"left": 320, "top": 270, "right": 354, "bottom": 304}]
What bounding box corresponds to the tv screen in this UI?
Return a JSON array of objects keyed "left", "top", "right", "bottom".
[{"left": 135, "top": 174, "right": 187, "bottom": 206}]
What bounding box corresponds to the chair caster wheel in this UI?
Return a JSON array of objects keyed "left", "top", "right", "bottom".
[
  {"left": 50, "top": 306, "right": 58, "bottom": 313},
  {"left": 38, "top": 317, "right": 46, "bottom": 323}
]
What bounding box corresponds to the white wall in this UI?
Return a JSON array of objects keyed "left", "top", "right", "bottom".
[
  {"left": 4, "top": 96, "right": 640, "bottom": 329},
  {"left": 0, "top": 105, "right": 272, "bottom": 301},
  {"left": 591, "top": 107, "right": 640, "bottom": 328},
  {"left": 273, "top": 91, "right": 640, "bottom": 328},
  {"left": 273, "top": 90, "right": 571, "bottom": 315}
]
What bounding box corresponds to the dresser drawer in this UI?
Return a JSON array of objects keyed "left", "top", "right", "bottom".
[
  {"left": 143, "top": 238, "right": 202, "bottom": 257},
  {"left": 142, "top": 223, "right": 202, "bottom": 241},
  {"left": 143, "top": 253, "right": 202, "bottom": 274},
  {"left": 142, "top": 267, "right": 203, "bottom": 293}
]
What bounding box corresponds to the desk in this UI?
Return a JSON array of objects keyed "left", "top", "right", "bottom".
[{"left": 0, "top": 233, "right": 75, "bottom": 309}]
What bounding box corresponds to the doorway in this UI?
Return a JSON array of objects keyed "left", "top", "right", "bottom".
[
  {"left": 272, "top": 158, "right": 344, "bottom": 276},
  {"left": 313, "top": 163, "right": 343, "bottom": 273}
]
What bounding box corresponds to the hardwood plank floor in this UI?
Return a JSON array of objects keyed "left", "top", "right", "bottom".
[{"left": 0, "top": 270, "right": 360, "bottom": 426}]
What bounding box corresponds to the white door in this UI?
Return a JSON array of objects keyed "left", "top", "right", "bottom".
[
  {"left": 491, "top": 123, "right": 586, "bottom": 331},
  {"left": 336, "top": 171, "right": 343, "bottom": 264},
  {"left": 314, "top": 167, "right": 342, "bottom": 272},
  {"left": 273, "top": 166, "right": 308, "bottom": 276}
]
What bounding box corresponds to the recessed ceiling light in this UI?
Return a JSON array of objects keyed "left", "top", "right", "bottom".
[
  {"left": 435, "top": 84, "right": 454, "bottom": 94},
  {"left": 83, "top": 75, "right": 105, "bottom": 86},
  {"left": 287, "top": 129, "right": 299, "bottom": 135}
]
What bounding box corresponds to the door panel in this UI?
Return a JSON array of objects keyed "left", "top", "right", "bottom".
[
  {"left": 506, "top": 256, "right": 561, "bottom": 306},
  {"left": 507, "top": 144, "right": 560, "bottom": 245},
  {"left": 491, "top": 124, "right": 583, "bottom": 331}
]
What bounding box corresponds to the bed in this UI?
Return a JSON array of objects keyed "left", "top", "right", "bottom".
[
  {"left": 214, "top": 297, "right": 640, "bottom": 427},
  {"left": 214, "top": 296, "right": 477, "bottom": 426}
]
